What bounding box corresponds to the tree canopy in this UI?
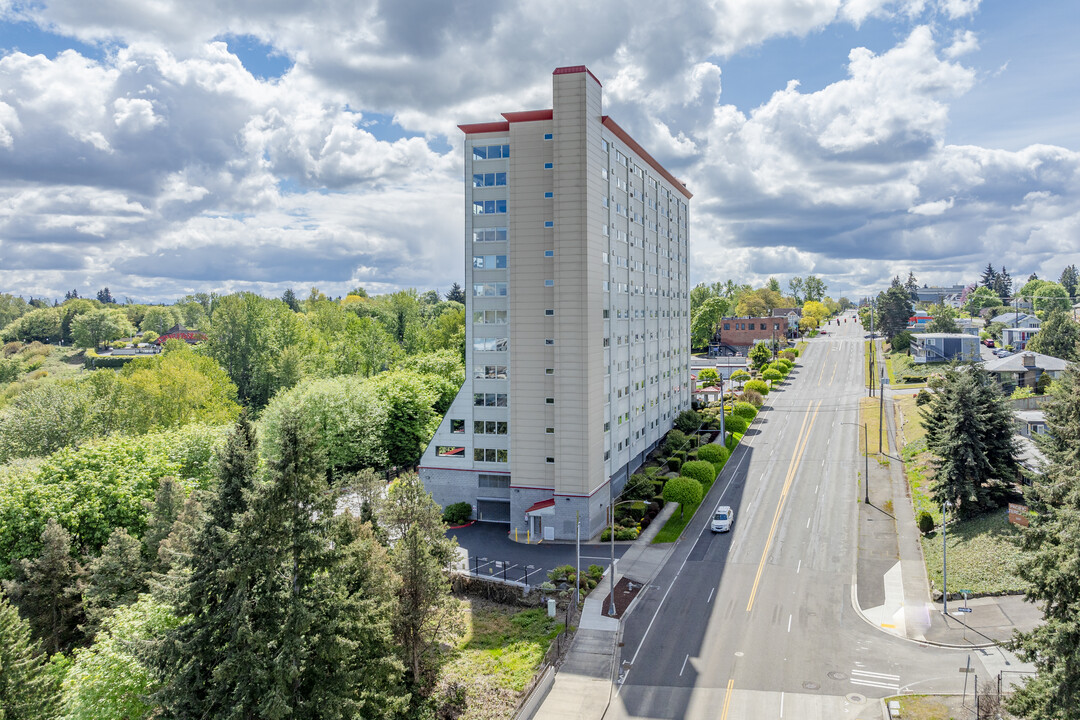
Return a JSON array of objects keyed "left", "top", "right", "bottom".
[{"left": 1026, "top": 310, "right": 1080, "bottom": 361}]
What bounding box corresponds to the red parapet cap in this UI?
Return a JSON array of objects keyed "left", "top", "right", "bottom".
[
  {"left": 458, "top": 121, "right": 511, "bottom": 134},
  {"left": 502, "top": 109, "right": 554, "bottom": 123},
  {"left": 553, "top": 65, "right": 603, "bottom": 87},
  {"left": 601, "top": 116, "right": 693, "bottom": 199}
]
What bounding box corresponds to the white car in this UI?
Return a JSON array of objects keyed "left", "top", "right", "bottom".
[{"left": 711, "top": 505, "right": 734, "bottom": 533}]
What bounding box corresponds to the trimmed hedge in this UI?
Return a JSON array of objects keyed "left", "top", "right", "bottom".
[
  {"left": 443, "top": 502, "right": 472, "bottom": 525},
  {"left": 697, "top": 444, "right": 729, "bottom": 466},
  {"left": 733, "top": 402, "right": 758, "bottom": 421},
  {"left": 744, "top": 378, "right": 769, "bottom": 396},
  {"left": 681, "top": 460, "right": 717, "bottom": 486},
  {"left": 667, "top": 457, "right": 682, "bottom": 472},
  {"left": 723, "top": 415, "right": 749, "bottom": 434},
  {"left": 83, "top": 349, "right": 137, "bottom": 369}
]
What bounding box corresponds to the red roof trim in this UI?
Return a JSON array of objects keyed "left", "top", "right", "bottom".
[
  {"left": 600, "top": 116, "right": 693, "bottom": 199},
  {"left": 525, "top": 498, "right": 556, "bottom": 514},
  {"left": 458, "top": 121, "right": 511, "bottom": 134},
  {"left": 502, "top": 109, "right": 553, "bottom": 123},
  {"left": 553, "top": 65, "right": 603, "bottom": 87}
]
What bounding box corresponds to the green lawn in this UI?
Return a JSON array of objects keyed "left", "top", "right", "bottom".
[
  {"left": 652, "top": 432, "right": 744, "bottom": 543},
  {"left": 436, "top": 599, "right": 564, "bottom": 720}
]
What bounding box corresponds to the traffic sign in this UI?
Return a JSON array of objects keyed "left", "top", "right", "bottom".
[{"left": 957, "top": 607, "right": 972, "bottom": 613}]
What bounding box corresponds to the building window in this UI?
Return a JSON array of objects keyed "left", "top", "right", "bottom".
[
  {"left": 473, "top": 365, "right": 508, "bottom": 379},
  {"left": 473, "top": 255, "right": 508, "bottom": 269},
  {"left": 545, "top": 338, "right": 554, "bottom": 345},
  {"left": 473, "top": 227, "right": 508, "bottom": 243},
  {"left": 472, "top": 338, "right": 509, "bottom": 352},
  {"left": 473, "top": 200, "right": 507, "bottom": 215},
  {"left": 450, "top": 419, "right": 465, "bottom": 433},
  {"left": 474, "top": 309, "right": 508, "bottom": 324},
  {"left": 544, "top": 221, "right": 554, "bottom": 228},
  {"left": 472, "top": 283, "right": 508, "bottom": 297},
  {"left": 436, "top": 446, "right": 465, "bottom": 457},
  {"left": 474, "top": 448, "right": 508, "bottom": 463},
  {"left": 546, "top": 457, "right": 555, "bottom": 464},
  {"left": 544, "top": 162, "right": 553, "bottom": 169},
  {"left": 545, "top": 427, "right": 555, "bottom": 434},
  {"left": 544, "top": 279, "right": 554, "bottom": 287},
  {"left": 478, "top": 474, "right": 510, "bottom": 489},
  {"left": 545, "top": 397, "right": 554, "bottom": 404},
  {"left": 544, "top": 250, "right": 554, "bottom": 257},
  {"left": 544, "top": 133, "right": 553, "bottom": 140},
  {"left": 544, "top": 191, "right": 553, "bottom": 198},
  {"left": 545, "top": 368, "right": 554, "bottom": 375},
  {"left": 472, "top": 172, "right": 507, "bottom": 187},
  {"left": 474, "top": 420, "right": 508, "bottom": 435},
  {"left": 473, "top": 392, "right": 508, "bottom": 407},
  {"left": 545, "top": 309, "right": 554, "bottom": 316},
  {"left": 473, "top": 144, "right": 510, "bottom": 160}
]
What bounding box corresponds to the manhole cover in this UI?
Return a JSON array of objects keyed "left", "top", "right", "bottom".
[
  {"left": 846, "top": 693, "right": 866, "bottom": 704},
  {"left": 802, "top": 681, "right": 820, "bottom": 690},
  {"left": 828, "top": 671, "right": 848, "bottom": 681}
]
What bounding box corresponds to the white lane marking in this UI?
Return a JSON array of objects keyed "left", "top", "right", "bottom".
[
  {"left": 707, "top": 587, "right": 715, "bottom": 603},
  {"left": 851, "top": 669, "right": 900, "bottom": 680},
  {"left": 851, "top": 678, "right": 900, "bottom": 690},
  {"left": 806, "top": 516, "right": 811, "bottom": 529},
  {"left": 625, "top": 420, "right": 759, "bottom": 674},
  {"left": 680, "top": 653, "right": 690, "bottom": 677},
  {"left": 814, "top": 484, "right": 818, "bottom": 493},
  {"left": 797, "top": 560, "right": 801, "bottom": 574},
  {"left": 780, "top": 692, "right": 784, "bottom": 717},
  {"left": 787, "top": 614, "right": 792, "bottom": 632}
]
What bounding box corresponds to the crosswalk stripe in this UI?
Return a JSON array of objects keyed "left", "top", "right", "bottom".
[
  {"left": 851, "top": 678, "right": 900, "bottom": 690},
  {"left": 851, "top": 669, "right": 900, "bottom": 681}
]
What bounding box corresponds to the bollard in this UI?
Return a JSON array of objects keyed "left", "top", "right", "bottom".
[
  {"left": 515, "top": 528, "right": 518, "bottom": 542},
  {"left": 547, "top": 598, "right": 556, "bottom": 618}
]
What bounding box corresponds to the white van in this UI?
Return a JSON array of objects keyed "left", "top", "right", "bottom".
[{"left": 711, "top": 505, "right": 734, "bottom": 533}]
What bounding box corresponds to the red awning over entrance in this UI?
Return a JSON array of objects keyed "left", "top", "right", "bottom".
[{"left": 524, "top": 498, "right": 555, "bottom": 515}]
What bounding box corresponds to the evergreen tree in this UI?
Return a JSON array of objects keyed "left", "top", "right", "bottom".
[
  {"left": 925, "top": 302, "right": 960, "bottom": 333},
  {"left": 920, "top": 366, "right": 1017, "bottom": 517},
  {"left": 155, "top": 415, "right": 261, "bottom": 719},
  {"left": 994, "top": 266, "right": 1013, "bottom": 301},
  {"left": 1027, "top": 310, "right": 1080, "bottom": 362},
  {"left": 141, "top": 477, "right": 185, "bottom": 571},
  {"left": 384, "top": 472, "right": 460, "bottom": 689},
  {"left": 2, "top": 518, "right": 86, "bottom": 655},
  {"left": 83, "top": 528, "right": 146, "bottom": 634},
  {"left": 445, "top": 282, "right": 465, "bottom": 305},
  {"left": 95, "top": 288, "right": 114, "bottom": 305},
  {"left": 905, "top": 271, "right": 919, "bottom": 297},
  {"left": 875, "top": 282, "right": 915, "bottom": 341},
  {"left": 980, "top": 263, "right": 997, "bottom": 289},
  {"left": 281, "top": 287, "right": 301, "bottom": 312},
  {"left": 0, "top": 587, "right": 60, "bottom": 720},
  {"left": 148, "top": 493, "right": 203, "bottom": 604},
  {"left": 1059, "top": 264, "right": 1079, "bottom": 300},
  {"left": 1009, "top": 365, "right": 1080, "bottom": 718}
]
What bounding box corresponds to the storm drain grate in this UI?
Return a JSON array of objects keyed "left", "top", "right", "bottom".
[
  {"left": 802, "top": 681, "right": 820, "bottom": 690},
  {"left": 828, "top": 671, "right": 848, "bottom": 681}
]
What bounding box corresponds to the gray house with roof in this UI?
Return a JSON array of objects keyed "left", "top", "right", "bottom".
[{"left": 983, "top": 351, "right": 1069, "bottom": 393}]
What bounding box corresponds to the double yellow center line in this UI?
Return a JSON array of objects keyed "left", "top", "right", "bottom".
[{"left": 745, "top": 399, "right": 822, "bottom": 612}]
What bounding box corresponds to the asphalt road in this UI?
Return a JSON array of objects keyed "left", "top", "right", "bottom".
[
  {"left": 447, "top": 521, "right": 628, "bottom": 588},
  {"left": 608, "top": 313, "right": 992, "bottom": 720}
]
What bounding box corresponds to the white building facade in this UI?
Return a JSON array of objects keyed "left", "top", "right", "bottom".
[{"left": 418, "top": 66, "right": 692, "bottom": 541}]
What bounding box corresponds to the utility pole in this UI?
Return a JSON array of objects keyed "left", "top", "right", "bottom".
[
  {"left": 943, "top": 500, "right": 950, "bottom": 615},
  {"left": 879, "top": 368, "right": 885, "bottom": 454},
  {"left": 575, "top": 511, "right": 581, "bottom": 611},
  {"left": 869, "top": 299, "right": 876, "bottom": 398},
  {"left": 717, "top": 365, "right": 726, "bottom": 445}
]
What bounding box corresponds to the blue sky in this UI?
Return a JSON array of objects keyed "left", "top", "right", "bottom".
[{"left": 0, "top": 0, "right": 1077, "bottom": 303}]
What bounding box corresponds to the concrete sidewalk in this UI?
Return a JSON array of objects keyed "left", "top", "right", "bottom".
[
  {"left": 852, "top": 378, "right": 1043, "bottom": 649},
  {"left": 531, "top": 498, "right": 679, "bottom": 719}
]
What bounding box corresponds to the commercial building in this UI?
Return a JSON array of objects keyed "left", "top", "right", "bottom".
[
  {"left": 716, "top": 316, "right": 787, "bottom": 355},
  {"left": 418, "top": 66, "right": 692, "bottom": 541}
]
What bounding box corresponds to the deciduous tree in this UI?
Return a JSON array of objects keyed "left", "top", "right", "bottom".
[
  {"left": 1027, "top": 310, "right": 1080, "bottom": 361},
  {"left": 71, "top": 309, "right": 133, "bottom": 349},
  {"left": 662, "top": 476, "right": 703, "bottom": 519}
]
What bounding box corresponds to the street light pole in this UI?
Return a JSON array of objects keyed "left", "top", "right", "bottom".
[
  {"left": 717, "top": 362, "right": 726, "bottom": 445},
  {"left": 609, "top": 479, "right": 616, "bottom": 617},
  {"left": 842, "top": 422, "right": 870, "bottom": 504},
  {"left": 879, "top": 369, "right": 885, "bottom": 454},
  {"left": 943, "top": 500, "right": 950, "bottom": 615}
]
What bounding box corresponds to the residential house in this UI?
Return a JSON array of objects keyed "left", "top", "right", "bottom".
[
  {"left": 982, "top": 351, "right": 1069, "bottom": 394},
  {"left": 989, "top": 312, "right": 1039, "bottom": 328},
  {"left": 910, "top": 333, "right": 981, "bottom": 364},
  {"left": 1014, "top": 409, "right": 1047, "bottom": 438},
  {"left": 772, "top": 308, "right": 801, "bottom": 338},
  {"left": 912, "top": 284, "right": 967, "bottom": 307},
  {"left": 1002, "top": 323, "right": 1040, "bottom": 350}
]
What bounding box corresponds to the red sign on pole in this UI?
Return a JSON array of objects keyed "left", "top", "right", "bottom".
[{"left": 1008, "top": 503, "right": 1029, "bottom": 527}]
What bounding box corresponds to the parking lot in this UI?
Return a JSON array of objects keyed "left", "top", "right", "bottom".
[{"left": 446, "top": 522, "right": 629, "bottom": 587}]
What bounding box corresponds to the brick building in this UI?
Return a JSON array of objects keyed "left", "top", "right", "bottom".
[{"left": 718, "top": 316, "right": 787, "bottom": 355}]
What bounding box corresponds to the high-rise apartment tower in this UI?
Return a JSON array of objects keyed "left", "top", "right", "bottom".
[{"left": 419, "top": 66, "right": 692, "bottom": 541}]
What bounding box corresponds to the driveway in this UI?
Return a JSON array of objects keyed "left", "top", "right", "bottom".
[{"left": 447, "top": 521, "right": 629, "bottom": 587}]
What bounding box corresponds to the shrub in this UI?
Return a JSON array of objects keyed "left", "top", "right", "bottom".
[
  {"left": 915, "top": 389, "right": 933, "bottom": 406},
  {"left": 663, "top": 429, "right": 689, "bottom": 456},
  {"left": 697, "top": 444, "right": 729, "bottom": 466},
  {"left": 443, "top": 502, "right": 472, "bottom": 525},
  {"left": 729, "top": 369, "right": 751, "bottom": 386},
  {"left": 723, "top": 415, "right": 749, "bottom": 434},
  {"left": 774, "top": 359, "right": 792, "bottom": 372},
  {"left": 112, "top": 341, "right": 129, "bottom": 349},
  {"left": 733, "top": 402, "right": 758, "bottom": 421},
  {"left": 741, "top": 390, "right": 764, "bottom": 407},
  {"left": 667, "top": 457, "right": 681, "bottom": 472},
  {"left": 676, "top": 450, "right": 687, "bottom": 463},
  {"left": 779, "top": 350, "right": 796, "bottom": 362},
  {"left": 917, "top": 511, "right": 935, "bottom": 535},
  {"left": 0, "top": 358, "right": 21, "bottom": 383},
  {"left": 792, "top": 348, "right": 801, "bottom": 357},
  {"left": 652, "top": 495, "right": 665, "bottom": 509},
  {"left": 762, "top": 368, "right": 783, "bottom": 383},
  {"left": 681, "top": 460, "right": 717, "bottom": 486},
  {"left": 588, "top": 564, "right": 604, "bottom": 581},
  {"left": 675, "top": 409, "right": 702, "bottom": 434},
  {"left": 662, "top": 476, "right": 703, "bottom": 519},
  {"left": 744, "top": 379, "right": 769, "bottom": 396},
  {"left": 2, "top": 341, "right": 21, "bottom": 357},
  {"left": 615, "top": 527, "right": 638, "bottom": 541},
  {"left": 624, "top": 474, "right": 655, "bottom": 502}
]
